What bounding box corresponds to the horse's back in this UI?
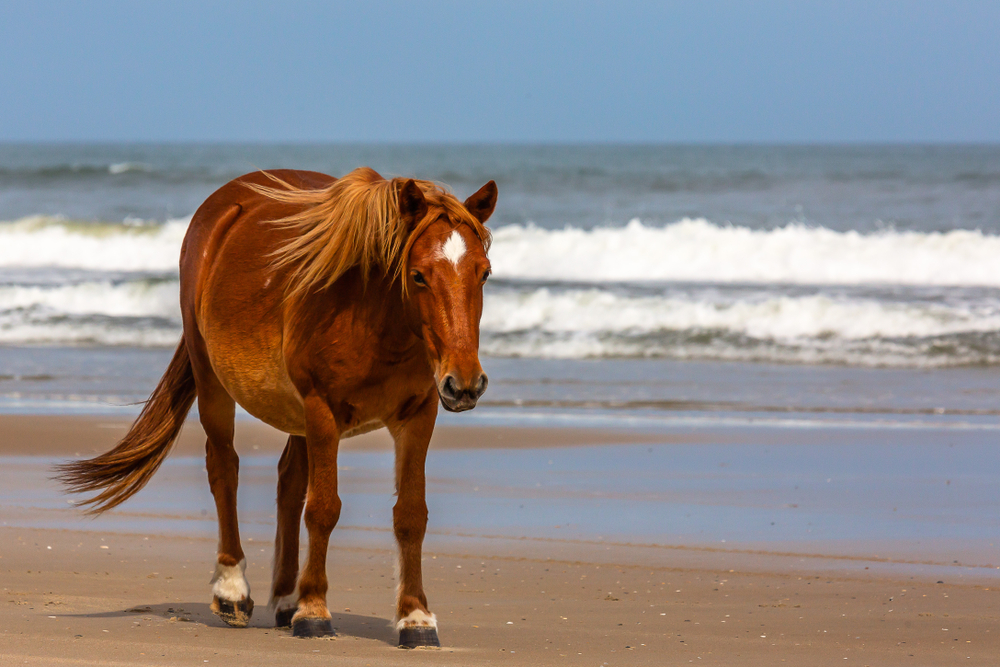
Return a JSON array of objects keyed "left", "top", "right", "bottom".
[{"left": 180, "top": 170, "right": 335, "bottom": 435}]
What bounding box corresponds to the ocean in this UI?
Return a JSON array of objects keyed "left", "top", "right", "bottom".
[{"left": 1, "top": 143, "right": 999, "bottom": 420}]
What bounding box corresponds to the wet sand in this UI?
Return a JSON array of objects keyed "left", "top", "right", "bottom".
[
  {"left": 0, "top": 413, "right": 669, "bottom": 456},
  {"left": 2, "top": 416, "right": 1000, "bottom": 665}
]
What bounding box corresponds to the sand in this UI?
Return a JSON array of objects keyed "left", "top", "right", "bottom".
[{"left": 2, "top": 415, "right": 999, "bottom": 665}]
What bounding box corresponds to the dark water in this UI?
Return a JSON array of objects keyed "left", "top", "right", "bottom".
[{"left": 3, "top": 143, "right": 999, "bottom": 232}]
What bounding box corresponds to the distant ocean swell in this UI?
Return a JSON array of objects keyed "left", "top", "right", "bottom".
[{"left": 2, "top": 216, "right": 1000, "bottom": 366}]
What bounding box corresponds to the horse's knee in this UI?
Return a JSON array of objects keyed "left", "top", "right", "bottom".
[
  {"left": 393, "top": 501, "right": 428, "bottom": 544},
  {"left": 205, "top": 446, "right": 239, "bottom": 487},
  {"left": 304, "top": 494, "right": 341, "bottom": 533}
]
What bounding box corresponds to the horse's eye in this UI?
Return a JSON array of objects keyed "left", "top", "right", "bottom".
[
  {"left": 482, "top": 269, "right": 491, "bottom": 283},
  {"left": 412, "top": 271, "right": 426, "bottom": 286}
]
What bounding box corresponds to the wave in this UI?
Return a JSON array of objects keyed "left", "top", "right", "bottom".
[
  {"left": 0, "top": 162, "right": 155, "bottom": 178},
  {"left": 0, "top": 280, "right": 179, "bottom": 318},
  {"left": 482, "top": 288, "right": 1000, "bottom": 341},
  {"left": 14, "top": 277, "right": 999, "bottom": 346},
  {"left": 4, "top": 214, "right": 1000, "bottom": 365},
  {"left": 0, "top": 316, "right": 180, "bottom": 347},
  {"left": 107, "top": 162, "right": 151, "bottom": 175},
  {"left": 0, "top": 216, "right": 188, "bottom": 272},
  {"left": 3, "top": 275, "right": 1000, "bottom": 366},
  {"left": 477, "top": 287, "right": 1000, "bottom": 366},
  {"left": 0, "top": 279, "right": 181, "bottom": 346},
  {"left": 5, "top": 216, "right": 1000, "bottom": 288},
  {"left": 490, "top": 219, "right": 1000, "bottom": 287}
]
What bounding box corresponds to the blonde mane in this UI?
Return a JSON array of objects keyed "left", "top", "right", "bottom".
[{"left": 244, "top": 167, "right": 491, "bottom": 299}]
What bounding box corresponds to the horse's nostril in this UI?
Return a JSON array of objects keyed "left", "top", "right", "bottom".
[
  {"left": 442, "top": 375, "right": 458, "bottom": 399},
  {"left": 475, "top": 374, "right": 488, "bottom": 398}
]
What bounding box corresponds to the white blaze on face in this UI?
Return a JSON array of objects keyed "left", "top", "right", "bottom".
[{"left": 440, "top": 230, "right": 467, "bottom": 267}]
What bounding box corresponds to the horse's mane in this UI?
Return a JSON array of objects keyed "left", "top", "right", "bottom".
[{"left": 244, "top": 167, "right": 491, "bottom": 299}]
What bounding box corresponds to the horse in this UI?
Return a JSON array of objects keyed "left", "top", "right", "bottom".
[{"left": 57, "top": 166, "right": 497, "bottom": 648}]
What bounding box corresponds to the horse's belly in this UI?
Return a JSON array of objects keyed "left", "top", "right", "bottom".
[{"left": 206, "top": 333, "right": 306, "bottom": 435}]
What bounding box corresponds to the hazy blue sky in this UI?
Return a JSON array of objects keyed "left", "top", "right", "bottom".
[{"left": 1, "top": 1, "right": 998, "bottom": 143}]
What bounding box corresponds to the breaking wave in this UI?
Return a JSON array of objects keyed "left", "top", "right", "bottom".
[
  {"left": 2, "top": 216, "right": 1000, "bottom": 365},
  {"left": 491, "top": 219, "right": 1000, "bottom": 286}
]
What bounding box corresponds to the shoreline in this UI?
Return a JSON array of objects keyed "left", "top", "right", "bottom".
[
  {"left": 0, "top": 414, "right": 671, "bottom": 458},
  {"left": 3, "top": 413, "right": 1000, "bottom": 664}
]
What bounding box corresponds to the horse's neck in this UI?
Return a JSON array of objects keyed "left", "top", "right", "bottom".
[
  {"left": 316, "top": 271, "right": 421, "bottom": 353},
  {"left": 365, "top": 280, "right": 421, "bottom": 350}
]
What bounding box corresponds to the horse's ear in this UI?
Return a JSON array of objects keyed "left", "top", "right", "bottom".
[
  {"left": 398, "top": 179, "right": 427, "bottom": 229},
  {"left": 464, "top": 180, "right": 498, "bottom": 224}
]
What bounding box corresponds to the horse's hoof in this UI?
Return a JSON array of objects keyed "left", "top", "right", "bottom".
[
  {"left": 399, "top": 626, "right": 441, "bottom": 649},
  {"left": 210, "top": 595, "right": 254, "bottom": 628},
  {"left": 274, "top": 607, "right": 295, "bottom": 628},
  {"left": 292, "top": 617, "right": 336, "bottom": 638}
]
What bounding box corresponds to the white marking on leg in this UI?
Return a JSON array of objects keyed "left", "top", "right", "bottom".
[
  {"left": 394, "top": 552, "right": 402, "bottom": 603},
  {"left": 211, "top": 558, "right": 250, "bottom": 601},
  {"left": 396, "top": 609, "right": 438, "bottom": 630},
  {"left": 440, "top": 230, "right": 466, "bottom": 267},
  {"left": 271, "top": 592, "right": 297, "bottom": 612}
]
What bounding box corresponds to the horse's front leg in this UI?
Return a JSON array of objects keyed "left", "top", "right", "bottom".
[
  {"left": 291, "top": 395, "right": 341, "bottom": 638},
  {"left": 387, "top": 392, "right": 440, "bottom": 649}
]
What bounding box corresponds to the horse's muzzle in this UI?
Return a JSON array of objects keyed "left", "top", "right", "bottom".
[{"left": 438, "top": 373, "right": 488, "bottom": 412}]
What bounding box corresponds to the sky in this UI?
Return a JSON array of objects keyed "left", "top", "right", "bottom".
[{"left": 1, "top": 1, "right": 998, "bottom": 143}]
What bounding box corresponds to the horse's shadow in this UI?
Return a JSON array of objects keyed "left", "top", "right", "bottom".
[{"left": 66, "top": 602, "right": 397, "bottom": 645}]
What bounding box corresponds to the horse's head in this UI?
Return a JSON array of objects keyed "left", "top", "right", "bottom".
[{"left": 400, "top": 179, "right": 497, "bottom": 412}]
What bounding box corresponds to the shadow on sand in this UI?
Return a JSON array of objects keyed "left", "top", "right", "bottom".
[{"left": 65, "top": 602, "right": 398, "bottom": 645}]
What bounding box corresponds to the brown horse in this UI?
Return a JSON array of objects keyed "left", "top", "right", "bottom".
[{"left": 57, "top": 167, "right": 497, "bottom": 648}]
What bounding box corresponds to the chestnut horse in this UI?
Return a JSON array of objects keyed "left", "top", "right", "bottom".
[{"left": 57, "top": 167, "right": 497, "bottom": 647}]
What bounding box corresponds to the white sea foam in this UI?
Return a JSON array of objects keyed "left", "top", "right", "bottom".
[
  {"left": 0, "top": 319, "right": 181, "bottom": 347},
  {"left": 15, "top": 280, "right": 995, "bottom": 347},
  {"left": 0, "top": 280, "right": 182, "bottom": 346},
  {"left": 0, "top": 281, "right": 180, "bottom": 318},
  {"left": 481, "top": 288, "right": 1000, "bottom": 341},
  {"left": 5, "top": 216, "right": 1000, "bottom": 288},
  {"left": 478, "top": 287, "right": 1000, "bottom": 365},
  {"left": 3, "top": 276, "right": 994, "bottom": 365},
  {"left": 3, "top": 216, "right": 1000, "bottom": 364},
  {"left": 490, "top": 219, "right": 1000, "bottom": 287},
  {"left": 108, "top": 162, "right": 150, "bottom": 175},
  {"left": 0, "top": 216, "right": 188, "bottom": 272}
]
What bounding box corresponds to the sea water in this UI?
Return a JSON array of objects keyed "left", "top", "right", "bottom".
[{"left": 1, "top": 143, "right": 1000, "bottom": 411}]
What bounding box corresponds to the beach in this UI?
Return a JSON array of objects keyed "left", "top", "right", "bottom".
[
  {"left": 2, "top": 143, "right": 1000, "bottom": 664},
  {"left": 3, "top": 411, "right": 1000, "bottom": 666}
]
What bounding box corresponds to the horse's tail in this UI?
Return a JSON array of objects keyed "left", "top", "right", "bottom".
[{"left": 55, "top": 339, "right": 197, "bottom": 514}]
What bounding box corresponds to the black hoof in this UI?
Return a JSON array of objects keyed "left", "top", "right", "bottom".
[
  {"left": 399, "top": 626, "right": 440, "bottom": 649},
  {"left": 274, "top": 607, "right": 295, "bottom": 628},
  {"left": 292, "top": 617, "right": 336, "bottom": 638},
  {"left": 210, "top": 595, "right": 254, "bottom": 628}
]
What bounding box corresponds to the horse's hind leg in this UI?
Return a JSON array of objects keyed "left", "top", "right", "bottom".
[
  {"left": 271, "top": 434, "right": 307, "bottom": 627},
  {"left": 388, "top": 395, "right": 440, "bottom": 649},
  {"left": 195, "top": 365, "right": 253, "bottom": 627}
]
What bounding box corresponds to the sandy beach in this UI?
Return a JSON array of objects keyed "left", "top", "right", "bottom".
[{"left": 3, "top": 415, "right": 999, "bottom": 666}]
